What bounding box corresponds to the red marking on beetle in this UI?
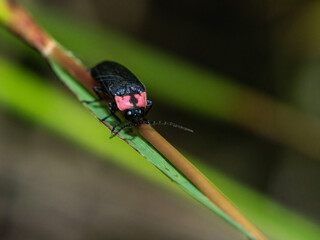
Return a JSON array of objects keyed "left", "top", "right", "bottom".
[
  {"left": 115, "top": 95, "right": 134, "bottom": 111},
  {"left": 134, "top": 92, "right": 147, "bottom": 107}
]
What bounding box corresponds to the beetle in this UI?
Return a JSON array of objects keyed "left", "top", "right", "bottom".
[{"left": 84, "top": 61, "right": 193, "bottom": 136}]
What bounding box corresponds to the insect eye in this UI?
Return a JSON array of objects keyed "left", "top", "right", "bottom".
[{"left": 127, "top": 110, "right": 132, "bottom": 115}]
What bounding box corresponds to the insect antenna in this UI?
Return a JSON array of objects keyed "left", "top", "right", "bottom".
[
  {"left": 110, "top": 120, "right": 193, "bottom": 137},
  {"left": 141, "top": 120, "right": 194, "bottom": 133}
]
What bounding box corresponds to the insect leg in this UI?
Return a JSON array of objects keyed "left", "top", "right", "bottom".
[
  {"left": 110, "top": 121, "right": 122, "bottom": 136},
  {"left": 100, "top": 103, "right": 121, "bottom": 123},
  {"left": 100, "top": 102, "right": 123, "bottom": 137},
  {"left": 82, "top": 86, "right": 104, "bottom": 104},
  {"left": 110, "top": 122, "right": 137, "bottom": 138}
]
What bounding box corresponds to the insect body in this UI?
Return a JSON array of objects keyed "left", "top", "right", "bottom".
[{"left": 85, "top": 61, "right": 193, "bottom": 136}]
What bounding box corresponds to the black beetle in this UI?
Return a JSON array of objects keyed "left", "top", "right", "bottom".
[{"left": 84, "top": 61, "right": 193, "bottom": 136}]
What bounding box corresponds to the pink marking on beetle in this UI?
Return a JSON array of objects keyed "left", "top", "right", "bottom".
[
  {"left": 115, "top": 95, "right": 134, "bottom": 111},
  {"left": 134, "top": 92, "right": 147, "bottom": 107}
]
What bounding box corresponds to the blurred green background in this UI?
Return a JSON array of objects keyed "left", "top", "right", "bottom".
[{"left": 0, "top": 0, "right": 319, "bottom": 239}]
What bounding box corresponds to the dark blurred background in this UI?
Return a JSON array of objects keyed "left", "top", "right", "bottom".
[{"left": 0, "top": 0, "right": 320, "bottom": 239}]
